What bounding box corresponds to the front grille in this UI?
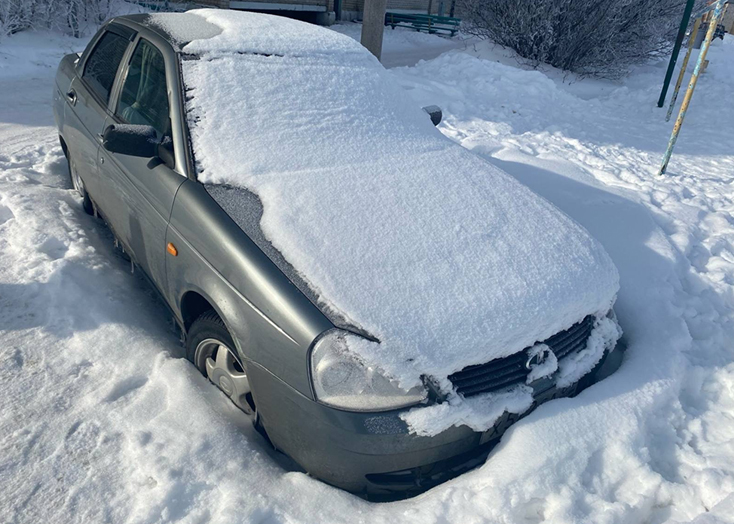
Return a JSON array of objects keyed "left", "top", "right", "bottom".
[{"left": 448, "top": 315, "right": 595, "bottom": 398}]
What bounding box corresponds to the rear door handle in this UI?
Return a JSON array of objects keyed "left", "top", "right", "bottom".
[{"left": 66, "top": 89, "right": 77, "bottom": 105}]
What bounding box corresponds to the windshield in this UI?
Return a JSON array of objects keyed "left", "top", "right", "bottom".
[{"left": 181, "top": 52, "right": 442, "bottom": 182}]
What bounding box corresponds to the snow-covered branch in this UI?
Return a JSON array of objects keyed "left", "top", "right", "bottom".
[{"left": 0, "top": 0, "right": 119, "bottom": 38}]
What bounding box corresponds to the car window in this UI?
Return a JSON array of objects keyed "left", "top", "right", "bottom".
[
  {"left": 116, "top": 39, "right": 171, "bottom": 138},
  {"left": 82, "top": 30, "right": 130, "bottom": 104}
]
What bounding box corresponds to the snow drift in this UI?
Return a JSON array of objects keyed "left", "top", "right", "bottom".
[{"left": 178, "top": 9, "right": 620, "bottom": 389}]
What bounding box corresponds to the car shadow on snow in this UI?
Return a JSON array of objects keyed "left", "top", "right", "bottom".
[
  {"left": 488, "top": 154, "right": 667, "bottom": 352},
  {"left": 0, "top": 252, "right": 172, "bottom": 337},
  {"left": 315, "top": 158, "right": 685, "bottom": 501},
  {"left": 452, "top": 157, "right": 696, "bottom": 505}
]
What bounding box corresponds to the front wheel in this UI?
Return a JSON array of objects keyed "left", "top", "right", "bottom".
[{"left": 186, "top": 311, "right": 253, "bottom": 414}]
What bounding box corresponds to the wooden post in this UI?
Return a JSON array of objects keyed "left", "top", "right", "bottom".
[
  {"left": 361, "top": 0, "right": 388, "bottom": 60},
  {"left": 666, "top": 17, "right": 701, "bottom": 122},
  {"left": 658, "top": 0, "right": 727, "bottom": 176}
]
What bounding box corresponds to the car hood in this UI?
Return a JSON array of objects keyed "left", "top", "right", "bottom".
[
  {"left": 202, "top": 144, "right": 619, "bottom": 389},
  {"left": 180, "top": 10, "right": 620, "bottom": 388}
]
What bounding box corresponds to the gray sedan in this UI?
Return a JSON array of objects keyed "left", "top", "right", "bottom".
[{"left": 53, "top": 11, "right": 621, "bottom": 497}]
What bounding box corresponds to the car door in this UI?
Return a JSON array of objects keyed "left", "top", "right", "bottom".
[
  {"left": 98, "top": 36, "right": 186, "bottom": 291},
  {"left": 63, "top": 25, "right": 134, "bottom": 210}
]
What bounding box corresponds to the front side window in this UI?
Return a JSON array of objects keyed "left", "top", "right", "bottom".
[
  {"left": 116, "top": 39, "right": 171, "bottom": 138},
  {"left": 82, "top": 30, "right": 130, "bottom": 104}
]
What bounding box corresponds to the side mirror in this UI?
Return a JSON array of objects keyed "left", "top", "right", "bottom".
[
  {"left": 422, "top": 105, "right": 442, "bottom": 126},
  {"left": 102, "top": 124, "right": 159, "bottom": 157},
  {"left": 157, "top": 136, "right": 176, "bottom": 169}
]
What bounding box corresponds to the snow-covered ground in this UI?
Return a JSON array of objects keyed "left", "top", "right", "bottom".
[{"left": 1, "top": 21, "right": 734, "bottom": 524}]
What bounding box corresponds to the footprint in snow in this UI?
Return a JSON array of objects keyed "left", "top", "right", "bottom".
[
  {"left": 104, "top": 376, "right": 149, "bottom": 403},
  {"left": 0, "top": 203, "right": 14, "bottom": 226},
  {"left": 38, "top": 236, "right": 69, "bottom": 260}
]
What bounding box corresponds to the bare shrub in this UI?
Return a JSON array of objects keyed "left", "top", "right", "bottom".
[{"left": 457, "top": 0, "right": 704, "bottom": 77}]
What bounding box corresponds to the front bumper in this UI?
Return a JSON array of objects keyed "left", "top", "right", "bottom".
[{"left": 249, "top": 342, "right": 623, "bottom": 498}]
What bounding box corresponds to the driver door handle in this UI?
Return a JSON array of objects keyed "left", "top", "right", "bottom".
[{"left": 65, "top": 89, "right": 77, "bottom": 105}]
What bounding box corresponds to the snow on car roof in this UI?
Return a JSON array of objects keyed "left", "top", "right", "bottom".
[
  {"left": 178, "top": 10, "right": 620, "bottom": 390},
  {"left": 142, "top": 12, "right": 222, "bottom": 48},
  {"left": 144, "top": 9, "right": 367, "bottom": 58}
]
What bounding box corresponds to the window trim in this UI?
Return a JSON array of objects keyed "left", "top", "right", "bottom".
[
  {"left": 79, "top": 24, "right": 137, "bottom": 110},
  {"left": 94, "top": 20, "right": 190, "bottom": 178},
  {"left": 112, "top": 36, "right": 172, "bottom": 138},
  {"left": 107, "top": 33, "right": 185, "bottom": 176}
]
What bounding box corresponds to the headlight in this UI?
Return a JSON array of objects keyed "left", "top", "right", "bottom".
[{"left": 310, "top": 330, "right": 427, "bottom": 412}]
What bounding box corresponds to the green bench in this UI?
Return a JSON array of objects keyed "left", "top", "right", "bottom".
[{"left": 384, "top": 12, "right": 461, "bottom": 37}]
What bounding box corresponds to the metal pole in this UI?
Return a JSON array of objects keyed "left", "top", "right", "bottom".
[
  {"left": 335, "top": 0, "right": 342, "bottom": 21},
  {"left": 658, "top": 0, "right": 727, "bottom": 176},
  {"left": 666, "top": 17, "right": 702, "bottom": 122},
  {"left": 657, "top": 0, "right": 696, "bottom": 108},
  {"left": 692, "top": 1, "right": 720, "bottom": 23}
]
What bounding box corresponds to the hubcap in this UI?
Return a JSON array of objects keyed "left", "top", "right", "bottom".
[{"left": 195, "top": 338, "right": 252, "bottom": 413}]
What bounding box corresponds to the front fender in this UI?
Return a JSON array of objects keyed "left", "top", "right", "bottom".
[{"left": 165, "top": 179, "right": 332, "bottom": 397}]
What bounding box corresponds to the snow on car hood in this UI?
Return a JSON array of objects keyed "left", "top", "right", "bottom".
[{"left": 179, "top": 10, "right": 620, "bottom": 389}]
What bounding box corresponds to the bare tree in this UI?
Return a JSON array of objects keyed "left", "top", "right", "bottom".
[
  {"left": 457, "top": 0, "right": 704, "bottom": 77},
  {"left": 0, "top": 0, "right": 122, "bottom": 39}
]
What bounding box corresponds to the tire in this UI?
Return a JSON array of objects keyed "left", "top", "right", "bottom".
[
  {"left": 185, "top": 310, "right": 236, "bottom": 365},
  {"left": 64, "top": 147, "right": 94, "bottom": 215},
  {"left": 186, "top": 310, "right": 255, "bottom": 415}
]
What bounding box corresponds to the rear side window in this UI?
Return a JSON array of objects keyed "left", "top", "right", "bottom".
[{"left": 82, "top": 31, "right": 130, "bottom": 104}]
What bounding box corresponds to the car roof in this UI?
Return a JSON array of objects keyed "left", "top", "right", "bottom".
[
  {"left": 113, "top": 13, "right": 222, "bottom": 50},
  {"left": 113, "top": 10, "right": 367, "bottom": 59}
]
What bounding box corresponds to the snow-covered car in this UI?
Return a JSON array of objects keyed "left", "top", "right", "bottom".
[{"left": 52, "top": 10, "right": 622, "bottom": 496}]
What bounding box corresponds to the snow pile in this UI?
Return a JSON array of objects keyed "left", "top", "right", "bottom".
[
  {"left": 179, "top": 10, "right": 619, "bottom": 390},
  {"left": 403, "top": 384, "right": 535, "bottom": 437},
  {"left": 525, "top": 344, "right": 558, "bottom": 383},
  {"left": 402, "top": 314, "right": 621, "bottom": 436},
  {"left": 556, "top": 315, "right": 620, "bottom": 388}
]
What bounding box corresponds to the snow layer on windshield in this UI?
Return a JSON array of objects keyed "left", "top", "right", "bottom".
[{"left": 180, "top": 11, "right": 619, "bottom": 388}]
